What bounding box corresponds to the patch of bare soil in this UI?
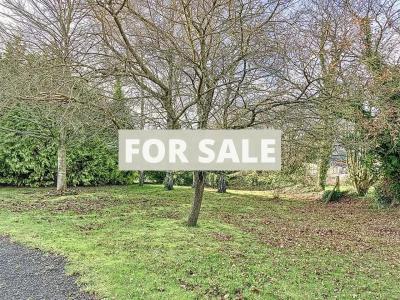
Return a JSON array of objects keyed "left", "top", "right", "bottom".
[{"left": 221, "top": 196, "right": 400, "bottom": 261}]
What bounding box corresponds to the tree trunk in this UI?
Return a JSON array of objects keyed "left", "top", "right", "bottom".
[
  {"left": 187, "top": 171, "right": 205, "bottom": 227},
  {"left": 56, "top": 127, "right": 67, "bottom": 192},
  {"left": 139, "top": 96, "right": 145, "bottom": 188},
  {"left": 217, "top": 174, "right": 227, "bottom": 193},
  {"left": 324, "top": 176, "right": 340, "bottom": 203},
  {"left": 191, "top": 172, "right": 196, "bottom": 188},
  {"left": 164, "top": 116, "right": 179, "bottom": 190},
  {"left": 139, "top": 171, "right": 145, "bottom": 186},
  {"left": 164, "top": 171, "right": 174, "bottom": 190},
  {"left": 356, "top": 185, "right": 368, "bottom": 197},
  {"left": 317, "top": 150, "right": 331, "bottom": 190},
  {"left": 346, "top": 147, "right": 374, "bottom": 196}
]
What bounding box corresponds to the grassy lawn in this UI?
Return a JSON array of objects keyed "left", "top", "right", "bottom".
[{"left": 0, "top": 185, "right": 399, "bottom": 299}]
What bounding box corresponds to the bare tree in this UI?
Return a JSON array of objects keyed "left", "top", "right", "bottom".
[
  {"left": 90, "top": 0, "right": 295, "bottom": 225},
  {"left": 0, "top": 0, "right": 94, "bottom": 192}
]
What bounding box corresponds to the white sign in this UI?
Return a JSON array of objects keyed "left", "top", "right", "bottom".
[{"left": 119, "top": 130, "right": 281, "bottom": 171}]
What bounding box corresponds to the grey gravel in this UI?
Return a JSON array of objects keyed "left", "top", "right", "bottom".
[{"left": 0, "top": 236, "right": 95, "bottom": 300}]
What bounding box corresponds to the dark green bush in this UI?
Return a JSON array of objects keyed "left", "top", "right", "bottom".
[
  {"left": 0, "top": 133, "right": 57, "bottom": 186},
  {"left": 0, "top": 107, "right": 133, "bottom": 187},
  {"left": 174, "top": 172, "right": 193, "bottom": 186},
  {"left": 372, "top": 131, "right": 400, "bottom": 206},
  {"left": 67, "top": 140, "right": 134, "bottom": 186},
  {"left": 145, "top": 171, "right": 166, "bottom": 183},
  {"left": 0, "top": 134, "right": 133, "bottom": 187}
]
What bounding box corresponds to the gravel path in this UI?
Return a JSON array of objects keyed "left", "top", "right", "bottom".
[{"left": 0, "top": 236, "right": 95, "bottom": 300}]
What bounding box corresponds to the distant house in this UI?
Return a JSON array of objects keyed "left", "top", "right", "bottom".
[
  {"left": 305, "top": 146, "right": 349, "bottom": 184},
  {"left": 329, "top": 146, "right": 348, "bottom": 181}
]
